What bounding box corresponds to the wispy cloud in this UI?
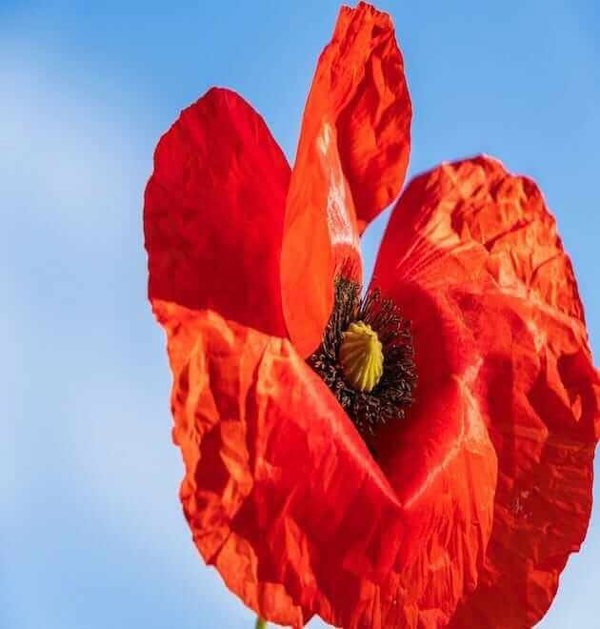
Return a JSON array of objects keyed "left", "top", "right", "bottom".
[{"left": 0, "top": 44, "right": 255, "bottom": 628}]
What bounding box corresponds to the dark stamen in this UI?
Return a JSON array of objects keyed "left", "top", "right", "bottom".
[{"left": 307, "top": 277, "right": 417, "bottom": 446}]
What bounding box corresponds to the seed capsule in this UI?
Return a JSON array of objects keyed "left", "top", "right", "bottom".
[{"left": 339, "top": 321, "right": 384, "bottom": 392}]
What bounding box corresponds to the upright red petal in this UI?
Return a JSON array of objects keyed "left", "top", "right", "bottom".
[
  {"left": 154, "top": 300, "right": 497, "bottom": 629},
  {"left": 373, "top": 155, "right": 600, "bottom": 628},
  {"left": 281, "top": 2, "right": 412, "bottom": 357},
  {"left": 144, "top": 87, "right": 290, "bottom": 337}
]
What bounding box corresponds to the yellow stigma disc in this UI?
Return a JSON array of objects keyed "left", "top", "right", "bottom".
[{"left": 339, "top": 321, "right": 384, "bottom": 392}]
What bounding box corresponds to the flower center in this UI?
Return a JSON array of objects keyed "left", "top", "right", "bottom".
[
  {"left": 339, "top": 321, "right": 384, "bottom": 392},
  {"left": 307, "top": 278, "right": 417, "bottom": 445}
]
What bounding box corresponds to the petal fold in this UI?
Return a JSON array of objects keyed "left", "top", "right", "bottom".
[
  {"left": 281, "top": 2, "right": 412, "bottom": 356},
  {"left": 372, "top": 155, "right": 600, "bottom": 628},
  {"left": 144, "top": 87, "right": 290, "bottom": 337}
]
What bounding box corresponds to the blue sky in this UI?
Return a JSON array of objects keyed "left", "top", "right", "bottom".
[{"left": 1, "top": 1, "right": 599, "bottom": 627}]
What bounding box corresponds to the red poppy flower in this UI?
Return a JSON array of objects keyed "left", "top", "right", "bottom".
[{"left": 144, "top": 3, "right": 600, "bottom": 628}]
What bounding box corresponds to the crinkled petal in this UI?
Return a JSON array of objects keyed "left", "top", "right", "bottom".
[
  {"left": 144, "top": 87, "right": 290, "bottom": 337},
  {"left": 154, "top": 300, "right": 496, "bottom": 629},
  {"left": 281, "top": 2, "right": 412, "bottom": 357},
  {"left": 377, "top": 372, "right": 497, "bottom": 629},
  {"left": 372, "top": 155, "right": 600, "bottom": 628}
]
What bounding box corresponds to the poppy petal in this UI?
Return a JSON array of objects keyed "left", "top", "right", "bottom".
[
  {"left": 372, "top": 155, "right": 600, "bottom": 628},
  {"left": 377, "top": 373, "right": 498, "bottom": 629},
  {"left": 155, "top": 300, "right": 497, "bottom": 628},
  {"left": 281, "top": 2, "right": 412, "bottom": 357},
  {"left": 144, "top": 87, "right": 290, "bottom": 337}
]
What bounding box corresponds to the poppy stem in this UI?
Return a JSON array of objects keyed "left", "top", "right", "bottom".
[{"left": 255, "top": 617, "right": 267, "bottom": 629}]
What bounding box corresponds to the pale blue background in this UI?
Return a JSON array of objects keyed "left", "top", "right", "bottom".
[{"left": 2, "top": 1, "right": 599, "bottom": 628}]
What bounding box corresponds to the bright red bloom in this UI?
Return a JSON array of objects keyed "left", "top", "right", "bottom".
[{"left": 144, "top": 3, "right": 599, "bottom": 628}]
